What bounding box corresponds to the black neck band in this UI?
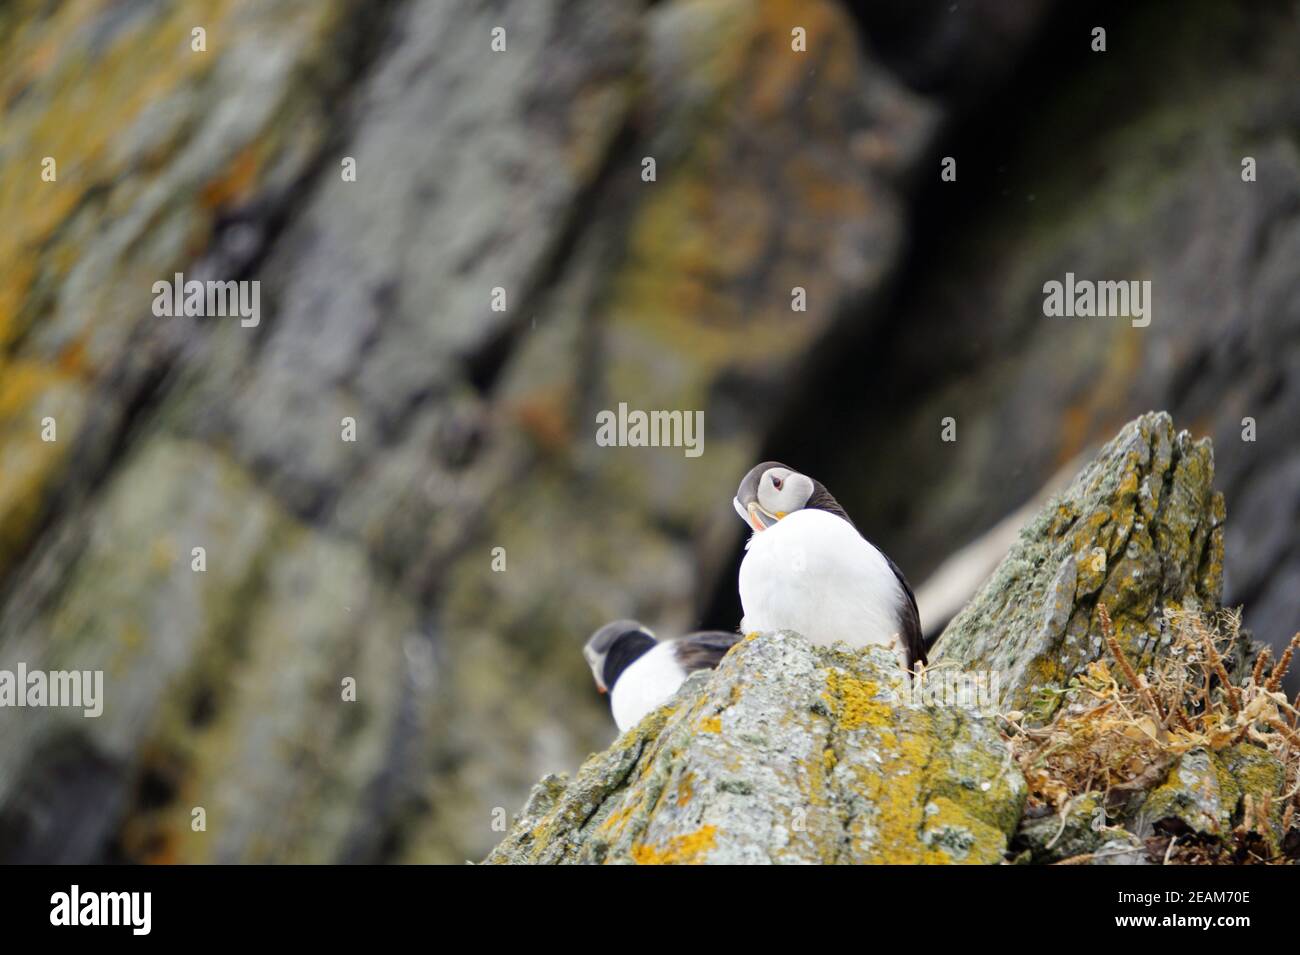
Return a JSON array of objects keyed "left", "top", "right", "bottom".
[
  {"left": 603, "top": 632, "right": 657, "bottom": 691},
  {"left": 808, "top": 481, "right": 856, "bottom": 530}
]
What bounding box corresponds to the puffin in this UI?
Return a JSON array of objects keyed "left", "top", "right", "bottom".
[
  {"left": 583, "top": 620, "right": 742, "bottom": 732},
  {"left": 733, "top": 462, "right": 926, "bottom": 672}
]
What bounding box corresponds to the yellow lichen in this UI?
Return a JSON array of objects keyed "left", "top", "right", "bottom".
[
  {"left": 797, "top": 751, "right": 830, "bottom": 811},
  {"left": 822, "top": 669, "right": 892, "bottom": 731},
  {"left": 630, "top": 825, "right": 717, "bottom": 865},
  {"left": 676, "top": 771, "right": 694, "bottom": 808},
  {"left": 600, "top": 803, "right": 635, "bottom": 834},
  {"left": 822, "top": 746, "right": 837, "bottom": 773},
  {"left": 0, "top": 360, "right": 84, "bottom": 575}
]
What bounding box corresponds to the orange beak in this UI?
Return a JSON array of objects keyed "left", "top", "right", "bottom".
[{"left": 748, "top": 502, "right": 775, "bottom": 532}]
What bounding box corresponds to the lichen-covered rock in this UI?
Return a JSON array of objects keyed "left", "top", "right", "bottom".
[
  {"left": 485, "top": 633, "right": 1025, "bottom": 864},
  {"left": 0, "top": 439, "right": 424, "bottom": 862},
  {"left": 1012, "top": 741, "right": 1290, "bottom": 866},
  {"left": 3, "top": 0, "right": 1291, "bottom": 869},
  {"left": 0, "top": 0, "right": 372, "bottom": 582},
  {"left": 933, "top": 411, "right": 1224, "bottom": 712},
  {"left": 1141, "top": 749, "right": 1238, "bottom": 838},
  {"left": 488, "top": 410, "right": 1271, "bottom": 865},
  {"left": 1019, "top": 745, "right": 1293, "bottom": 865},
  {"left": 1014, "top": 800, "right": 1150, "bottom": 866},
  {"left": 1014, "top": 793, "right": 1110, "bottom": 864},
  {"left": 0, "top": 0, "right": 949, "bottom": 866},
  {"left": 1219, "top": 744, "right": 1290, "bottom": 849},
  {"left": 1140, "top": 744, "right": 1289, "bottom": 853}
]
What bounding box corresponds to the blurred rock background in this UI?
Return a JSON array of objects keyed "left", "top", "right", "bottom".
[{"left": 0, "top": 0, "right": 1294, "bottom": 863}]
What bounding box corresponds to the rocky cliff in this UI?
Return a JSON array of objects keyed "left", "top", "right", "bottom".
[
  {"left": 1, "top": 0, "right": 1295, "bottom": 865},
  {"left": 0, "top": 0, "right": 1043, "bottom": 865},
  {"left": 488, "top": 414, "right": 1296, "bottom": 864}
]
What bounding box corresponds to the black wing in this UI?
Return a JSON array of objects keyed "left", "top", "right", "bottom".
[
  {"left": 808, "top": 477, "right": 926, "bottom": 671},
  {"left": 672, "top": 631, "right": 744, "bottom": 673},
  {"left": 883, "top": 552, "right": 927, "bottom": 671}
]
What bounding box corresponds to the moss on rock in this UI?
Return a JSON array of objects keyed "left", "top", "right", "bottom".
[
  {"left": 487, "top": 412, "right": 1267, "bottom": 865},
  {"left": 485, "top": 634, "right": 1024, "bottom": 864},
  {"left": 933, "top": 412, "right": 1225, "bottom": 713}
]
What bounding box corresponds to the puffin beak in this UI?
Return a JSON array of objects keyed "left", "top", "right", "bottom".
[
  {"left": 747, "top": 502, "right": 779, "bottom": 532},
  {"left": 734, "top": 496, "right": 779, "bottom": 531}
]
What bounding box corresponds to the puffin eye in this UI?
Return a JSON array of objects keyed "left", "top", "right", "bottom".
[{"left": 771, "top": 476, "right": 783, "bottom": 491}]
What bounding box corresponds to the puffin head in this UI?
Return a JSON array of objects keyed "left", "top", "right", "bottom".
[
  {"left": 732, "top": 462, "right": 817, "bottom": 532},
  {"left": 583, "top": 619, "right": 655, "bottom": 694},
  {"left": 733, "top": 462, "right": 856, "bottom": 532}
]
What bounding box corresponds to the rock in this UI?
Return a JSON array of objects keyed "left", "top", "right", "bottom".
[
  {"left": 487, "top": 410, "right": 1277, "bottom": 865},
  {"left": 1014, "top": 792, "right": 1109, "bottom": 864},
  {"left": 1015, "top": 795, "right": 1150, "bottom": 865},
  {"left": 1084, "top": 838, "right": 1152, "bottom": 866},
  {"left": 932, "top": 411, "right": 1224, "bottom": 712},
  {"left": 0, "top": 0, "right": 376, "bottom": 584},
  {"left": 0, "top": 439, "right": 424, "bottom": 862},
  {"left": 1219, "top": 744, "right": 1289, "bottom": 847},
  {"left": 2, "top": 0, "right": 1293, "bottom": 868},
  {"left": 485, "top": 634, "right": 1025, "bottom": 864},
  {"left": 0, "top": 0, "right": 950, "bottom": 866},
  {"left": 1142, "top": 748, "right": 1239, "bottom": 838},
  {"left": 1141, "top": 744, "right": 1288, "bottom": 853}
]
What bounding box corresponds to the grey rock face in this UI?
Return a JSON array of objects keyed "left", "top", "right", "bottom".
[
  {"left": 0, "top": 0, "right": 947, "bottom": 864},
  {"left": 486, "top": 635, "right": 1025, "bottom": 865},
  {"left": 1141, "top": 748, "right": 1239, "bottom": 839},
  {"left": 933, "top": 411, "right": 1224, "bottom": 712},
  {"left": 2, "top": 0, "right": 1294, "bottom": 867}
]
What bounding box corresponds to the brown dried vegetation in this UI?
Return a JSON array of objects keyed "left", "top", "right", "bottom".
[{"left": 1003, "top": 604, "right": 1300, "bottom": 864}]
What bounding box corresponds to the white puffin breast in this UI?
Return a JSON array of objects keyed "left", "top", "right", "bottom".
[
  {"left": 609, "top": 641, "right": 688, "bottom": 733},
  {"left": 739, "top": 508, "right": 904, "bottom": 650}
]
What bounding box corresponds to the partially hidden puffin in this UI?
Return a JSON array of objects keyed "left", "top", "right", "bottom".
[
  {"left": 733, "top": 462, "right": 926, "bottom": 672},
  {"left": 583, "top": 620, "right": 742, "bottom": 732}
]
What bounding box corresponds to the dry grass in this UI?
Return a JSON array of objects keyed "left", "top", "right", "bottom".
[{"left": 1002, "top": 605, "right": 1300, "bottom": 863}]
